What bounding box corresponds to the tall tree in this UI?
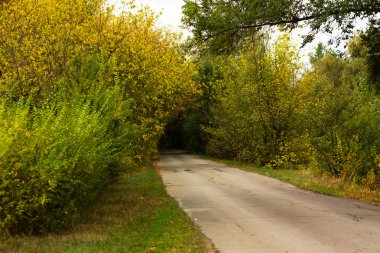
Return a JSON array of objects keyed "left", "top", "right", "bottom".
[
  {"left": 348, "top": 24, "right": 380, "bottom": 92},
  {"left": 182, "top": 0, "right": 380, "bottom": 53},
  {"left": 361, "top": 25, "right": 380, "bottom": 92},
  {"left": 206, "top": 35, "right": 306, "bottom": 166}
]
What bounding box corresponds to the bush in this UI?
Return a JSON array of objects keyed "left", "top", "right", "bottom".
[
  {"left": 0, "top": 0, "right": 201, "bottom": 235},
  {"left": 308, "top": 85, "right": 380, "bottom": 186},
  {"left": 0, "top": 87, "right": 138, "bottom": 234},
  {"left": 205, "top": 35, "right": 305, "bottom": 167},
  {"left": 303, "top": 53, "right": 380, "bottom": 187}
]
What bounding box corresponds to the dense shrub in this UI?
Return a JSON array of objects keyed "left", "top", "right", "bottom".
[
  {"left": 0, "top": 0, "right": 198, "bottom": 235},
  {"left": 202, "top": 35, "right": 380, "bottom": 187},
  {"left": 303, "top": 54, "right": 380, "bottom": 187},
  {"left": 180, "top": 56, "right": 224, "bottom": 153},
  {"left": 0, "top": 87, "right": 138, "bottom": 234},
  {"left": 206, "top": 35, "right": 306, "bottom": 167}
]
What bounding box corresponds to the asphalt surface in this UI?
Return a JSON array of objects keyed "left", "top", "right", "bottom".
[{"left": 158, "top": 151, "right": 380, "bottom": 253}]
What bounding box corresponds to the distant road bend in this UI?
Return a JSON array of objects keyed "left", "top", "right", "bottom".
[{"left": 158, "top": 150, "right": 380, "bottom": 253}]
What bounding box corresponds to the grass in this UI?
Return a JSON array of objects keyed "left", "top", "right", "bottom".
[
  {"left": 206, "top": 157, "right": 380, "bottom": 205},
  {"left": 0, "top": 167, "right": 213, "bottom": 253}
]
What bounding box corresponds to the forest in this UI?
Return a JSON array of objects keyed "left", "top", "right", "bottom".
[{"left": 1, "top": 0, "right": 380, "bottom": 236}]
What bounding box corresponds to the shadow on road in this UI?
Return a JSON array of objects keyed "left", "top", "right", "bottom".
[{"left": 160, "top": 149, "right": 190, "bottom": 155}]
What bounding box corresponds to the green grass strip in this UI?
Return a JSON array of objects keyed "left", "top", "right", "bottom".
[
  {"left": 0, "top": 168, "right": 212, "bottom": 253},
  {"left": 206, "top": 157, "right": 380, "bottom": 204}
]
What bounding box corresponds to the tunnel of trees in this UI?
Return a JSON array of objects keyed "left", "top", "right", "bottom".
[
  {"left": 159, "top": 116, "right": 185, "bottom": 150},
  {"left": 1, "top": 0, "right": 380, "bottom": 236}
]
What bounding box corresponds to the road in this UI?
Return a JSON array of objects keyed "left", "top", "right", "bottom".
[{"left": 158, "top": 151, "right": 380, "bottom": 253}]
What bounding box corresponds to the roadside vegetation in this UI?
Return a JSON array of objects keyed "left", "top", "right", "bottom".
[
  {"left": 0, "top": 0, "right": 198, "bottom": 235},
  {"left": 176, "top": 33, "right": 380, "bottom": 196},
  {"left": 1, "top": 0, "right": 380, "bottom": 248},
  {"left": 0, "top": 167, "right": 213, "bottom": 252},
  {"left": 208, "top": 157, "right": 380, "bottom": 204},
  {"left": 169, "top": 1, "right": 380, "bottom": 200},
  {"left": 204, "top": 36, "right": 380, "bottom": 189}
]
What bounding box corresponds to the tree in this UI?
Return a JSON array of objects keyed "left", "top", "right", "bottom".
[
  {"left": 0, "top": 0, "right": 199, "bottom": 158},
  {"left": 181, "top": 55, "right": 224, "bottom": 152},
  {"left": 360, "top": 26, "right": 380, "bottom": 92},
  {"left": 301, "top": 51, "right": 380, "bottom": 185},
  {"left": 0, "top": 0, "right": 105, "bottom": 100},
  {"left": 0, "top": 0, "right": 200, "bottom": 234},
  {"left": 309, "top": 43, "right": 341, "bottom": 68},
  {"left": 206, "top": 35, "right": 307, "bottom": 167},
  {"left": 347, "top": 25, "right": 380, "bottom": 92},
  {"left": 182, "top": 0, "right": 380, "bottom": 53}
]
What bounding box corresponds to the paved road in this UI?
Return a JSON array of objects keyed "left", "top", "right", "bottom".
[{"left": 158, "top": 151, "right": 380, "bottom": 253}]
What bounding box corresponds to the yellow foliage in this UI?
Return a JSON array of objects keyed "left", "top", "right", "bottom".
[{"left": 0, "top": 0, "right": 199, "bottom": 158}]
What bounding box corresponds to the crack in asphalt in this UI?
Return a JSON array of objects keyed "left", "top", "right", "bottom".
[{"left": 336, "top": 212, "right": 364, "bottom": 222}]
